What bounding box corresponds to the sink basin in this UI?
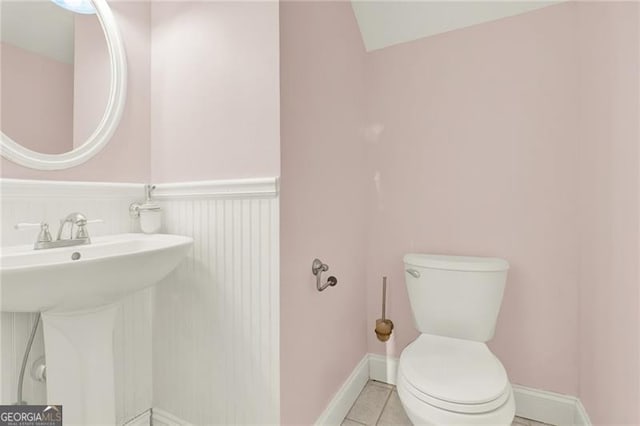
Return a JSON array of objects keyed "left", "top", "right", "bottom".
[
  {"left": 1, "top": 233, "right": 193, "bottom": 312},
  {"left": 0, "top": 232, "right": 192, "bottom": 425}
]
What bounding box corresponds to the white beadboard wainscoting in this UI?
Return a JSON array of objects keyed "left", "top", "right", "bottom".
[
  {"left": 152, "top": 178, "right": 280, "bottom": 425},
  {"left": 0, "top": 179, "right": 151, "bottom": 424}
]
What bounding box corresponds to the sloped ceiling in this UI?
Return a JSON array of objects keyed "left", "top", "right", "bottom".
[{"left": 351, "top": 1, "right": 560, "bottom": 51}]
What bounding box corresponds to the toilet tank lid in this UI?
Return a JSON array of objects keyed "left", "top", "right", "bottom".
[{"left": 403, "top": 254, "right": 509, "bottom": 272}]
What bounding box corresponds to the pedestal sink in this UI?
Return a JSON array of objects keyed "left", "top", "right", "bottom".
[{"left": 1, "top": 233, "right": 193, "bottom": 425}]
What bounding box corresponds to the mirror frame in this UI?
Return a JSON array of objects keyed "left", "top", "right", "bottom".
[{"left": 0, "top": 0, "right": 127, "bottom": 170}]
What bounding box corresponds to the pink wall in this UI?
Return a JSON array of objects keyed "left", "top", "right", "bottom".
[
  {"left": 73, "top": 14, "right": 110, "bottom": 148},
  {"left": 150, "top": 1, "right": 280, "bottom": 183},
  {"left": 364, "top": 2, "right": 581, "bottom": 396},
  {"left": 1, "top": 42, "right": 73, "bottom": 155},
  {"left": 576, "top": 2, "right": 640, "bottom": 424},
  {"left": 1, "top": 2, "right": 150, "bottom": 182},
  {"left": 362, "top": 2, "right": 640, "bottom": 423},
  {"left": 279, "top": 2, "right": 367, "bottom": 424}
]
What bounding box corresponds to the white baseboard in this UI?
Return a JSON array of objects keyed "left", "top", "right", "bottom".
[
  {"left": 315, "top": 355, "right": 370, "bottom": 426},
  {"left": 512, "top": 384, "right": 591, "bottom": 425},
  {"left": 573, "top": 397, "right": 592, "bottom": 426},
  {"left": 368, "top": 353, "right": 399, "bottom": 386},
  {"left": 151, "top": 408, "right": 193, "bottom": 426},
  {"left": 321, "top": 353, "right": 592, "bottom": 426},
  {"left": 123, "top": 409, "right": 151, "bottom": 426}
]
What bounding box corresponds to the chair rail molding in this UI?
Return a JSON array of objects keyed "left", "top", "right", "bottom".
[
  {"left": 153, "top": 177, "right": 279, "bottom": 200},
  {"left": 0, "top": 178, "right": 142, "bottom": 199}
]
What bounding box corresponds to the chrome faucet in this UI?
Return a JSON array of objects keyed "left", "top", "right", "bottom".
[
  {"left": 56, "top": 212, "right": 90, "bottom": 242},
  {"left": 15, "top": 212, "right": 103, "bottom": 250}
]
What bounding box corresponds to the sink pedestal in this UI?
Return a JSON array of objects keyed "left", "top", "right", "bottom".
[{"left": 42, "top": 303, "right": 120, "bottom": 425}]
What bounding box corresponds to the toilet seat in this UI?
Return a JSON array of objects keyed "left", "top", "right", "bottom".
[
  {"left": 398, "top": 334, "right": 510, "bottom": 414},
  {"left": 397, "top": 376, "right": 515, "bottom": 425}
]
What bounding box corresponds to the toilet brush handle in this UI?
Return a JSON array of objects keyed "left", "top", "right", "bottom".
[{"left": 382, "top": 276, "right": 387, "bottom": 320}]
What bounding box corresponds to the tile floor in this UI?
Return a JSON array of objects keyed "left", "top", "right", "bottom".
[{"left": 342, "top": 380, "right": 554, "bottom": 426}]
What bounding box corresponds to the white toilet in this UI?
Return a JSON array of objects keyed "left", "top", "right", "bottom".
[{"left": 397, "top": 254, "right": 515, "bottom": 425}]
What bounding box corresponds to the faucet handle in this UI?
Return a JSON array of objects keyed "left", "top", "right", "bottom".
[
  {"left": 38, "top": 223, "right": 52, "bottom": 243},
  {"left": 75, "top": 219, "right": 104, "bottom": 240},
  {"left": 14, "top": 222, "right": 52, "bottom": 243}
]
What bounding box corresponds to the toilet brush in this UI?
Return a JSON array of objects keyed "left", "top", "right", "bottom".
[{"left": 375, "top": 276, "right": 394, "bottom": 342}]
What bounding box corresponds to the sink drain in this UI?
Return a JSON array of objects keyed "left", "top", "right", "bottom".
[{"left": 71, "top": 252, "right": 81, "bottom": 261}]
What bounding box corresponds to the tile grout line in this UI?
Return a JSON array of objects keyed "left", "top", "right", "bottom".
[
  {"left": 344, "top": 381, "right": 393, "bottom": 426},
  {"left": 373, "top": 386, "right": 394, "bottom": 426},
  {"left": 344, "top": 382, "right": 370, "bottom": 424}
]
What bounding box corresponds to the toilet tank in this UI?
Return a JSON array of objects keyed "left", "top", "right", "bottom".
[{"left": 403, "top": 254, "right": 509, "bottom": 342}]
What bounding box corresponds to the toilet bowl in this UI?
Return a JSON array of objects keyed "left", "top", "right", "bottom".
[
  {"left": 398, "top": 254, "right": 515, "bottom": 425},
  {"left": 397, "top": 334, "right": 515, "bottom": 425}
]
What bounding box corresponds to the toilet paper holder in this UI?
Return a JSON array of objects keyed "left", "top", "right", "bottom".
[{"left": 312, "top": 258, "right": 337, "bottom": 292}]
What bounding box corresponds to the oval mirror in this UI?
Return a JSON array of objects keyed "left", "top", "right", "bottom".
[{"left": 0, "top": 0, "right": 126, "bottom": 170}]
